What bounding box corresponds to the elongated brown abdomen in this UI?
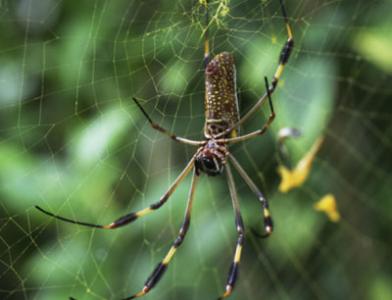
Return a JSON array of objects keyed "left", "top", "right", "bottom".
[{"left": 204, "top": 52, "right": 240, "bottom": 138}]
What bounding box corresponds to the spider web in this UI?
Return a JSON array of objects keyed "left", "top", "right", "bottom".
[{"left": 1, "top": 0, "right": 391, "bottom": 299}]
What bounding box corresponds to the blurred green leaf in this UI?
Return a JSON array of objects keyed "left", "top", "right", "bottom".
[
  {"left": 0, "top": 143, "right": 70, "bottom": 211},
  {"left": 0, "top": 60, "right": 36, "bottom": 107},
  {"left": 369, "top": 274, "right": 392, "bottom": 300},
  {"left": 268, "top": 192, "right": 322, "bottom": 258},
  {"left": 70, "top": 105, "right": 136, "bottom": 169},
  {"left": 274, "top": 58, "right": 336, "bottom": 160},
  {"left": 239, "top": 37, "right": 280, "bottom": 90},
  {"left": 160, "top": 60, "right": 192, "bottom": 95},
  {"left": 353, "top": 28, "right": 392, "bottom": 73},
  {"left": 26, "top": 236, "right": 89, "bottom": 285}
]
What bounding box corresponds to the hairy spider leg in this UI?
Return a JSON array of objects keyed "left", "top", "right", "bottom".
[
  {"left": 218, "top": 163, "right": 245, "bottom": 299},
  {"left": 36, "top": 156, "right": 196, "bottom": 229},
  {"left": 131, "top": 97, "right": 204, "bottom": 146},
  {"left": 125, "top": 170, "right": 199, "bottom": 299},
  {"left": 228, "top": 154, "right": 273, "bottom": 237}
]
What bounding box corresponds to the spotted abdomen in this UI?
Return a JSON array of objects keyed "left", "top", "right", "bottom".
[{"left": 204, "top": 52, "right": 240, "bottom": 138}]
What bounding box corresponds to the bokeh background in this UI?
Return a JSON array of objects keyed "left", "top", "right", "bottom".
[{"left": 0, "top": 0, "right": 391, "bottom": 299}]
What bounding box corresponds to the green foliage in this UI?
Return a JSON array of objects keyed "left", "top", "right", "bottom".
[
  {"left": 0, "top": 1, "right": 391, "bottom": 300},
  {"left": 354, "top": 28, "right": 392, "bottom": 74}
]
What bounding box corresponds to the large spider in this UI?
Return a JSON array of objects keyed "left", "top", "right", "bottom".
[{"left": 36, "top": 0, "right": 294, "bottom": 298}]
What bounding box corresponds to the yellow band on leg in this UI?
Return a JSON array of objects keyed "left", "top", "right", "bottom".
[
  {"left": 234, "top": 244, "right": 242, "bottom": 263},
  {"left": 263, "top": 208, "right": 270, "bottom": 218},
  {"left": 287, "top": 24, "right": 293, "bottom": 39},
  {"left": 136, "top": 207, "right": 152, "bottom": 218},
  {"left": 162, "top": 246, "right": 177, "bottom": 265},
  {"left": 274, "top": 64, "right": 284, "bottom": 81}
]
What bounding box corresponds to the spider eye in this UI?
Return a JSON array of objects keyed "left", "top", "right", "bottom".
[
  {"left": 203, "top": 158, "right": 216, "bottom": 170},
  {"left": 195, "top": 156, "right": 222, "bottom": 176}
]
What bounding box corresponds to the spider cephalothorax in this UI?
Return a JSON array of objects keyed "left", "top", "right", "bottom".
[{"left": 195, "top": 139, "right": 228, "bottom": 176}]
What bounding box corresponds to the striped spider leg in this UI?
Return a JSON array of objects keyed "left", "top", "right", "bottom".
[
  {"left": 228, "top": 154, "right": 273, "bottom": 237},
  {"left": 218, "top": 163, "right": 245, "bottom": 299},
  {"left": 35, "top": 156, "right": 197, "bottom": 230},
  {"left": 126, "top": 169, "right": 199, "bottom": 299}
]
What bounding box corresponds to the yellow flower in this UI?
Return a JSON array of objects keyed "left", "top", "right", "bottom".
[
  {"left": 278, "top": 136, "right": 324, "bottom": 193},
  {"left": 313, "top": 194, "right": 341, "bottom": 222}
]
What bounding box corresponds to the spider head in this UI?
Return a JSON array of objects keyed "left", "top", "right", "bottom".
[
  {"left": 195, "top": 154, "right": 223, "bottom": 176},
  {"left": 195, "top": 141, "right": 226, "bottom": 176}
]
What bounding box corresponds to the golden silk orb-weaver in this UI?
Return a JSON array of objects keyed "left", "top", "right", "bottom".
[{"left": 36, "top": 0, "right": 294, "bottom": 298}]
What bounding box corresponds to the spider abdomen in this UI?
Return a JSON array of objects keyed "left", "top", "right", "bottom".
[{"left": 204, "top": 52, "right": 240, "bottom": 138}]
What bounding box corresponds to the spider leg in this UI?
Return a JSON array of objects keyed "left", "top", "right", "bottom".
[
  {"left": 132, "top": 97, "right": 204, "bottom": 146},
  {"left": 228, "top": 154, "right": 273, "bottom": 237},
  {"left": 35, "top": 156, "right": 196, "bottom": 229},
  {"left": 125, "top": 170, "right": 199, "bottom": 299},
  {"left": 218, "top": 163, "right": 245, "bottom": 299},
  {"left": 270, "top": 0, "right": 294, "bottom": 91},
  {"left": 217, "top": 77, "right": 275, "bottom": 144},
  {"left": 202, "top": 0, "right": 210, "bottom": 67},
  {"left": 213, "top": 0, "right": 293, "bottom": 139}
]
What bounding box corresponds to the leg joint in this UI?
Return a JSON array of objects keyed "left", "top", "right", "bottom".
[
  {"left": 235, "top": 216, "right": 244, "bottom": 235},
  {"left": 173, "top": 217, "right": 191, "bottom": 247}
]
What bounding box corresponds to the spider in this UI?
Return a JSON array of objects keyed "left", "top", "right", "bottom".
[{"left": 35, "top": 0, "right": 294, "bottom": 299}]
